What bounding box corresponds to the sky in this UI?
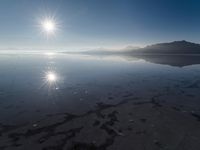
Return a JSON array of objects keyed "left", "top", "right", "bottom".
[{"left": 0, "top": 0, "right": 200, "bottom": 51}]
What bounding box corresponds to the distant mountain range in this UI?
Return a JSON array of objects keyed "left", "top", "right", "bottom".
[
  {"left": 133, "top": 40, "right": 200, "bottom": 54},
  {"left": 74, "top": 41, "right": 200, "bottom": 67},
  {"left": 82, "top": 41, "right": 200, "bottom": 55}
]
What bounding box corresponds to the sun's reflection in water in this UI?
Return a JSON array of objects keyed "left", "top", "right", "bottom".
[
  {"left": 39, "top": 70, "right": 61, "bottom": 101},
  {"left": 41, "top": 71, "right": 60, "bottom": 91},
  {"left": 40, "top": 71, "right": 60, "bottom": 95},
  {"left": 46, "top": 72, "right": 57, "bottom": 82},
  {"left": 41, "top": 52, "right": 61, "bottom": 91},
  {"left": 44, "top": 71, "right": 59, "bottom": 88}
]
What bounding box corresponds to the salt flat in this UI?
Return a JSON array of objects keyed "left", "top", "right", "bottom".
[{"left": 0, "top": 53, "right": 200, "bottom": 150}]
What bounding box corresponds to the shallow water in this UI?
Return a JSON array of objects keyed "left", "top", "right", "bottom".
[
  {"left": 1, "top": 53, "right": 200, "bottom": 149},
  {"left": 0, "top": 53, "right": 200, "bottom": 122}
]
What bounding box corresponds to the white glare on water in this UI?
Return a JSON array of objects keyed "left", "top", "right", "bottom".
[{"left": 46, "top": 72, "right": 57, "bottom": 82}]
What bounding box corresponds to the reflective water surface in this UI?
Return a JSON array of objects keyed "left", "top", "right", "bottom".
[
  {"left": 0, "top": 53, "right": 200, "bottom": 122},
  {"left": 1, "top": 53, "right": 200, "bottom": 149}
]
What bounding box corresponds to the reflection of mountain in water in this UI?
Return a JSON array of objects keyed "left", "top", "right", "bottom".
[
  {"left": 128, "top": 55, "right": 200, "bottom": 67},
  {"left": 79, "top": 41, "right": 200, "bottom": 67}
]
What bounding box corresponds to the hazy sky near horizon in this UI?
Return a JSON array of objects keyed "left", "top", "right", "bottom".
[{"left": 0, "top": 0, "right": 200, "bottom": 50}]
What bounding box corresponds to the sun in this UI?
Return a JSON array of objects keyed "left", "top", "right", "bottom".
[
  {"left": 41, "top": 19, "right": 56, "bottom": 34},
  {"left": 42, "top": 19, "right": 55, "bottom": 33},
  {"left": 38, "top": 16, "right": 59, "bottom": 37}
]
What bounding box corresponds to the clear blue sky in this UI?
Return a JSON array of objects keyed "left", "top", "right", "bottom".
[{"left": 0, "top": 0, "right": 200, "bottom": 50}]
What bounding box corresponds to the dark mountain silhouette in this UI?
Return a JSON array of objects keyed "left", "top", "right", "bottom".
[
  {"left": 130, "top": 40, "right": 200, "bottom": 54},
  {"left": 80, "top": 41, "right": 200, "bottom": 55},
  {"left": 124, "top": 41, "right": 200, "bottom": 66},
  {"left": 75, "top": 41, "right": 200, "bottom": 67}
]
